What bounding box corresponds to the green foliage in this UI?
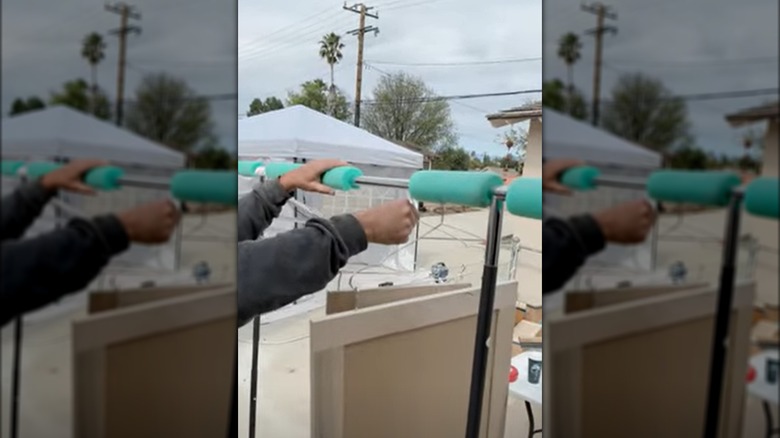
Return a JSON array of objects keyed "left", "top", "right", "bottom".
[
  {"left": 9, "top": 96, "right": 46, "bottom": 116},
  {"left": 247, "top": 97, "right": 284, "bottom": 116},
  {"left": 668, "top": 146, "right": 709, "bottom": 170},
  {"left": 125, "top": 72, "right": 215, "bottom": 152},
  {"left": 557, "top": 32, "right": 582, "bottom": 89},
  {"left": 431, "top": 145, "right": 471, "bottom": 171},
  {"left": 542, "top": 79, "right": 588, "bottom": 121},
  {"left": 287, "top": 79, "right": 351, "bottom": 122},
  {"left": 362, "top": 72, "right": 457, "bottom": 151},
  {"left": 602, "top": 73, "right": 692, "bottom": 153},
  {"left": 81, "top": 32, "right": 106, "bottom": 67},
  {"left": 193, "top": 146, "right": 233, "bottom": 170},
  {"left": 50, "top": 78, "right": 112, "bottom": 120}
]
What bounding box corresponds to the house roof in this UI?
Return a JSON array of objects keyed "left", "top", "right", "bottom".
[
  {"left": 486, "top": 101, "right": 542, "bottom": 128},
  {"left": 725, "top": 101, "right": 779, "bottom": 127}
]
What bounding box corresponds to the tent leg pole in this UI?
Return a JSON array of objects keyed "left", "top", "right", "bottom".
[
  {"left": 702, "top": 192, "right": 743, "bottom": 438},
  {"left": 465, "top": 195, "right": 504, "bottom": 438}
]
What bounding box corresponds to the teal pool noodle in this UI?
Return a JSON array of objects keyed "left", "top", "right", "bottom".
[
  {"left": 505, "top": 178, "right": 542, "bottom": 219},
  {"left": 84, "top": 166, "right": 125, "bottom": 190},
  {"left": 264, "top": 162, "right": 363, "bottom": 191},
  {"left": 170, "top": 171, "right": 237, "bottom": 205},
  {"left": 647, "top": 171, "right": 741, "bottom": 206},
  {"left": 409, "top": 171, "right": 503, "bottom": 208},
  {"left": 560, "top": 166, "right": 600, "bottom": 190},
  {"left": 744, "top": 178, "right": 778, "bottom": 219},
  {"left": 1, "top": 161, "right": 25, "bottom": 176},
  {"left": 25, "top": 162, "right": 62, "bottom": 179},
  {"left": 238, "top": 161, "right": 263, "bottom": 176}
]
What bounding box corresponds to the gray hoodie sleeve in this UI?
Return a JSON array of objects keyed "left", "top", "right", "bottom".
[
  {"left": 1, "top": 182, "right": 56, "bottom": 241},
  {"left": 237, "top": 179, "right": 293, "bottom": 242},
  {"left": 237, "top": 214, "right": 367, "bottom": 327},
  {"left": 1, "top": 214, "right": 130, "bottom": 326}
]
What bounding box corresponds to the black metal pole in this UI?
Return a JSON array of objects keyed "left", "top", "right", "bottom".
[
  {"left": 11, "top": 316, "right": 23, "bottom": 438},
  {"left": 465, "top": 195, "right": 504, "bottom": 438},
  {"left": 702, "top": 192, "right": 743, "bottom": 438},
  {"left": 249, "top": 315, "right": 261, "bottom": 438}
]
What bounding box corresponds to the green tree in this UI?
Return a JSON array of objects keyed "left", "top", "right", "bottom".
[
  {"left": 319, "top": 32, "right": 345, "bottom": 115},
  {"left": 50, "top": 78, "right": 112, "bottom": 120},
  {"left": 542, "top": 79, "right": 588, "bottom": 121},
  {"left": 287, "top": 79, "right": 351, "bottom": 121},
  {"left": 9, "top": 96, "right": 46, "bottom": 116},
  {"left": 81, "top": 32, "right": 106, "bottom": 107},
  {"left": 557, "top": 32, "right": 582, "bottom": 93},
  {"left": 668, "top": 146, "right": 709, "bottom": 170},
  {"left": 362, "top": 72, "right": 457, "bottom": 151},
  {"left": 193, "top": 145, "right": 233, "bottom": 170},
  {"left": 602, "top": 73, "right": 692, "bottom": 153},
  {"left": 125, "top": 73, "right": 215, "bottom": 153},
  {"left": 432, "top": 146, "right": 471, "bottom": 171},
  {"left": 247, "top": 96, "right": 284, "bottom": 116}
]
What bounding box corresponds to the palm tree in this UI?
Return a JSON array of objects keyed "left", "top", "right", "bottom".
[
  {"left": 81, "top": 32, "right": 106, "bottom": 108},
  {"left": 557, "top": 32, "right": 582, "bottom": 93},
  {"left": 319, "top": 32, "right": 344, "bottom": 115}
]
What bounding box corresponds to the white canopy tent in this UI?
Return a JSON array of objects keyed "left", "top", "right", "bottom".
[
  {"left": 542, "top": 109, "right": 664, "bottom": 280},
  {"left": 238, "top": 105, "right": 424, "bottom": 273},
  {"left": 1, "top": 106, "right": 186, "bottom": 272}
]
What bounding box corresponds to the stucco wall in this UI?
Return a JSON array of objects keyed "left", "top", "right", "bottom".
[{"left": 746, "top": 119, "right": 778, "bottom": 305}]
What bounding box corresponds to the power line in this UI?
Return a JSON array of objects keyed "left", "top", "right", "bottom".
[
  {"left": 365, "top": 57, "right": 542, "bottom": 67},
  {"left": 607, "top": 55, "right": 778, "bottom": 68},
  {"left": 361, "top": 88, "right": 542, "bottom": 105}
]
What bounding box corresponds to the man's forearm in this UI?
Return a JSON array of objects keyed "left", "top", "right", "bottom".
[
  {"left": 0, "top": 215, "right": 129, "bottom": 326},
  {"left": 237, "top": 214, "right": 367, "bottom": 326},
  {"left": 542, "top": 215, "right": 606, "bottom": 294},
  {"left": 1, "top": 182, "right": 56, "bottom": 241},
  {"left": 237, "top": 180, "right": 294, "bottom": 242}
]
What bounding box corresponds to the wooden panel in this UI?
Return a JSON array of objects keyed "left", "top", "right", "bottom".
[
  {"left": 311, "top": 282, "right": 516, "bottom": 438},
  {"left": 88, "top": 283, "right": 231, "bottom": 313},
  {"left": 73, "top": 286, "right": 236, "bottom": 438},
  {"left": 565, "top": 283, "right": 706, "bottom": 313},
  {"left": 326, "top": 282, "right": 471, "bottom": 315},
  {"left": 546, "top": 282, "right": 754, "bottom": 438},
  {"left": 103, "top": 318, "right": 234, "bottom": 438}
]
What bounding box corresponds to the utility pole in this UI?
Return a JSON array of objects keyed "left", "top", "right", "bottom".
[
  {"left": 344, "top": 3, "right": 378, "bottom": 127},
  {"left": 105, "top": 2, "right": 141, "bottom": 127},
  {"left": 582, "top": 2, "right": 616, "bottom": 126}
]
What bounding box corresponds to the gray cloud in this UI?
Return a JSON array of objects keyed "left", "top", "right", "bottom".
[
  {"left": 238, "top": 0, "right": 542, "bottom": 157},
  {"left": 544, "top": 0, "right": 778, "bottom": 157},
  {"left": 2, "top": 0, "right": 237, "bottom": 152}
]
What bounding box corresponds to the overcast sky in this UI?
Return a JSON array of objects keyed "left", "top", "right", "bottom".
[
  {"left": 238, "top": 0, "right": 542, "bottom": 157},
  {"left": 544, "top": 0, "right": 778, "bottom": 157},
  {"left": 1, "top": 0, "right": 237, "bottom": 152}
]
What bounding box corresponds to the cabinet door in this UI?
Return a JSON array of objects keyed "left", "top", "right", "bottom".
[{"left": 311, "top": 281, "right": 517, "bottom": 438}]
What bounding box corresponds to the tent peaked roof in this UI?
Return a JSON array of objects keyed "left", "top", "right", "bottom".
[
  {"left": 543, "top": 108, "right": 662, "bottom": 168},
  {"left": 1, "top": 105, "right": 185, "bottom": 168},
  {"left": 238, "top": 104, "right": 423, "bottom": 168}
]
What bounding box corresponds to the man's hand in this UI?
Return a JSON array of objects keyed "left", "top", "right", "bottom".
[
  {"left": 39, "top": 159, "right": 108, "bottom": 195},
  {"left": 278, "top": 159, "right": 349, "bottom": 195},
  {"left": 593, "top": 199, "right": 656, "bottom": 244},
  {"left": 542, "top": 159, "right": 584, "bottom": 195},
  {"left": 116, "top": 199, "right": 181, "bottom": 244},
  {"left": 353, "top": 199, "right": 419, "bottom": 245}
]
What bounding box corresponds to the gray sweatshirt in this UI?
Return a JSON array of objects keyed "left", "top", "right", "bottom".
[
  {"left": 1, "top": 183, "right": 129, "bottom": 326},
  {"left": 236, "top": 180, "right": 367, "bottom": 326}
]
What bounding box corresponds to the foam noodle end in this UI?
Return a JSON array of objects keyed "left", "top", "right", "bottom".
[
  {"left": 506, "top": 178, "right": 542, "bottom": 219},
  {"left": 745, "top": 177, "right": 779, "bottom": 219}
]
